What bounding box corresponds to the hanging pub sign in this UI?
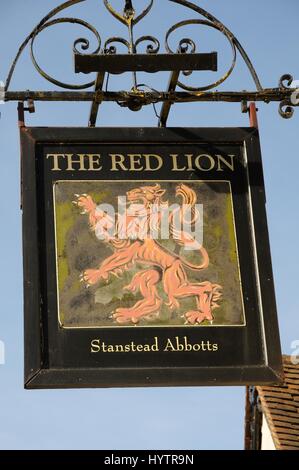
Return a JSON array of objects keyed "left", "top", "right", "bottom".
[{"left": 21, "top": 127, "right": 282, "bottom": 388}]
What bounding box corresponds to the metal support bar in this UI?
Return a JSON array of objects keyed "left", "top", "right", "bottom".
[
  {"left": 159, "top": 70, "right": 180, "bottom": 127},
  {"left": 88, "top": 72, "right": 105, "bottom": 127},
  {"left": 17, "top": 99, "right": 35, "bottom": 127},
  {"left": 5, "top": 89, "right": 296, "bottom": 104},
  {"left": 18, "top": 101, "right": 25, "bottom": 128},
  {"left": 249, "top": 102, "right": 259, "bottom": 128}
]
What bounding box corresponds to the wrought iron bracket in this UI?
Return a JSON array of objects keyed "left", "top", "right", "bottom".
[
  {"left": 17, "top": 99, "right": 35, "bottom": 127},
  {"left": 89, "top": 72, "right": 105, "bottom": 127},
  {"left": 3, "top": 0, "right": 299, "bottom": 127}
]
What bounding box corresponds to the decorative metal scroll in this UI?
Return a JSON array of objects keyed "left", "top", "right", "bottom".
[{"left": 3, "top": 0, "right": 299, "bottom": 122}]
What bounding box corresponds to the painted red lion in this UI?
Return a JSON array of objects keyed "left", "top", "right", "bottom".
[{"left": 75, "top": 183, "right": 222, "bottom": 325}]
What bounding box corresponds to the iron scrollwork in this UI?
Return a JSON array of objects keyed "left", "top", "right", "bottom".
[
  {"left": 278, "top": 74, "right": 297, "bottom": 119},
  {"left": 135, "top": 37, "right": 160, "bottom": 55},
  {"left": 4, "top": 0, "right": 299, "bottom": 120},
  {"left": 30, "top": 17, "right": 101, "bottom": 90},
  {"left": 6, "top": 0, "right": 102, "bottom": 91},
  {"left": 165, "top": 19, "right": 237, "bottom": 92},
  {"left": 104, "top": 37, "right": 130, "bottom": 55}
]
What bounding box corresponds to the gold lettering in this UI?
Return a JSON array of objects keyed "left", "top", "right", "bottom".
[
  {"left": 46, "top": 154, "right": 65, "bottom": 171},
  {"left": 170, "top": 154, "right": 186, "bottom": 171},
  {"left": 91, "top": 339, "right": 100, "bottom": 353},
  {"left": 66, "top": 154, "right": 86, "bottom": 171},
  {"left": 90, "top": 336, "right": 218, "bottom": 353},
  {"left": 87, "top": 154, "right": 102, "bottom": 171},
  {"left": 195, "top": 154, "right": 215, "bottom": 171},
  {"left": 128, "top": 154, "right": 143, "bottom": 171},
  {"left": 163, "top": 338, "right": 176, "bottom": 351},
  {"left": 185, "top": 154, "right": 194, "bottom": 171},
  {"left": 216, "top": 154, "right": 235, "bottom": 172},
  {"left": 152, "top": 337, "right": 159, "bottom": 352},
  {"left": 110, "top": 154, "right": 127, "bottom": 171},
  {"left": 143, "top": 154, "right": 163, "bottom": 171}
]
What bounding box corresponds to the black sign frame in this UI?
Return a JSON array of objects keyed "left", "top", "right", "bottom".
[{"left": 21, "top": 127, "right": 282, "bottom": 389}]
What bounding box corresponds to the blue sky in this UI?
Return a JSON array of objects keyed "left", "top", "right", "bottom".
[{"left": 0, "top": 0, "right": 298, "bottom": 450}]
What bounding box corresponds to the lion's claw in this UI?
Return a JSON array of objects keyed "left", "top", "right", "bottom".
[
  {"left": 74, "top": 193, "right": 96, "bottom": 214},
  {"left": 113, "top": 308, "right": 140, "bottom": 324},
  {"left": 184, "top": 310, "right": 214, "bottom": 325},
  {"left": 79, "top": 269, "right": 108, "bottom": 286}
]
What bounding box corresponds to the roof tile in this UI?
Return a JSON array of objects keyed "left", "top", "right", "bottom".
[{"left": 257, "top": 355, "right": 299, "bottom": 450}]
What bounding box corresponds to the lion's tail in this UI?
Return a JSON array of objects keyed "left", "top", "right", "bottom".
[
  {"left": 171, "top": 183, "right": 209, "bottom": 271},
  {"left": 175, "top": 183, "right": 198, "bottom": 224},
  {"left": 180, "top": 246, "right": 209, "bottom": 271}
]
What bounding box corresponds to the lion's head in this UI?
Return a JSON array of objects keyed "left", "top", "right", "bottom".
[{"left": 126, "top": 184, "right": 166, "bottom": 208}]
